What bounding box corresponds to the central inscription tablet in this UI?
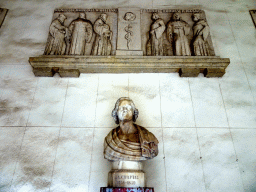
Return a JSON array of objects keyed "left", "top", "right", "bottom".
[{"left": 116, "top": 8, "right": 143, "bottom": 55}]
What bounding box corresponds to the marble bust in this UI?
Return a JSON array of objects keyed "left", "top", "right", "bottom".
[{"left": 104, "top": 97, "right": 159, "bottom": 161}]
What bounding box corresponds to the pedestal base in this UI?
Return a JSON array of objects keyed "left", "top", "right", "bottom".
[
  {"left": 108, "top": 161, "right": 145, "bottom": 188},
  {"left": 100, "top": 187, "right": 154, "bottom": 192}
]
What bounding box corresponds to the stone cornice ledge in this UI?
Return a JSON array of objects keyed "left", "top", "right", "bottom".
[{"left": 29, "top": 55, "right": 230, "bottom": 78}]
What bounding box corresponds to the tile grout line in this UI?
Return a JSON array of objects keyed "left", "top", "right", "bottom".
[
  {"left": 49, "top": 78, "right": 69, "bottom": 192},
  {"left": 6, "top": 67, "right": 25, "bottom": 190},
  {"left": 9, "top": 74, "right": 40, "bottom": 189},
  {"left": 88, "top": 74, "right": 100, "bottom": 192},
  {"left": 217, "top": 79, "right": 236, "bottom": 154},
  {"left": 225, "top": 9, "right": 256, "bottom": 105},
  {"left": 225, "top": 11, "right": 250, "bottom": 192},
  {"left": 187, "top": 78, "right": 197, "bottom": 128},
  {"left": 158, "top": 74, "right": 168, "bottom": 192},
  {"left": 3, "top": 125, "right": 256, "bottom": 129},
  {"left": 2, "top": 125, "right": 256, "bottom": 129},
  {"left": 9, "top": 127, "right": 27, "bottom": 191},
  {"left": 25, "top": 78, "right": 39, "bottom": 127},
  {"left": 188, "top": 78, "right": 207, "bottom": 191}
]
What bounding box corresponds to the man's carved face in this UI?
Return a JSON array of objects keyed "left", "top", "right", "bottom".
[
  {"left": 117, "top": 100, "right": 133, "bottom": 122},
  {"left": 173, "top": 13, "right": 180, "bottom": 21}
]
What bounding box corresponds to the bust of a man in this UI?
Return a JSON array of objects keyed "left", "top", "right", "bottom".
[{"left": 104, "top": 97, "right": 159, "bottom": 161}]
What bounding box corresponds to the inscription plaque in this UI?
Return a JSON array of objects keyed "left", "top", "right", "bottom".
[
  {"left": 109, "top": 171, "right": 145, "bottom": 187},
  {"left": 116, "top": 8, "right": 143, "bottom": 56}
]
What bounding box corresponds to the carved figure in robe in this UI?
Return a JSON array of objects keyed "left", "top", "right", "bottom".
[
  {"left": 146, "top": 13, "right": 166, "bottom": 56},
  {"left": 91, "top": 13, "right": 112, "bottom": 56},
  {"left": 68, "top": 13, "right": 93, "bottom": 55},
  {"left": 192, "top": 13, "right": 210, "bottom": 56},
  {"left": 44, "top": 14, "right": 67, "bottom": 55},
  {"left": 104, "top": 97, "right": 159, "bottom": 161},
  {"left": 167, "top": 13, "right": 191, "bottom": 56}
]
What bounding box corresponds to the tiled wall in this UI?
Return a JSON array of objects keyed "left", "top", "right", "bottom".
[{"left": 0, "top": 0, "right": 256, "bottom": 191}]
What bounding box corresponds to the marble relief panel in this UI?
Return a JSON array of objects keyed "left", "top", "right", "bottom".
[
  {"left": 45, "top": 9, "right": 118, "bottom": 56},
  {"left": 43, "top": 8, "right": 216, "bottom": 57}
]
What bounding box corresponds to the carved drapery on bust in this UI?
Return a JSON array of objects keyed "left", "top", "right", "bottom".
[
  {"left": 91, "top": 13, "right": 112, "bottom": 56},
  {"left": 146, "top": 13, "right": 166, "bottom": 56},
  {"left": 104, "top": 97, "right": 159, "bottom": 161}
]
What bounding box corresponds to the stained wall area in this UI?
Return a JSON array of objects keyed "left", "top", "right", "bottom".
[{"left": 0, "top": 0, "right": 256, "bottom": 192}]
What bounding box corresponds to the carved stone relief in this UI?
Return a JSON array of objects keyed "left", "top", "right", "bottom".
[
  {"left": 167, "top": 12, "right": 191, "bottom": 56},
  {"left": 30, "top": 8, "right": 230, "bottom": 78},
  {"left": 68, "top": 13, "right": 93, "bottom": 55},
  {"left": 44, "top": 14, "right": 67, "bottom": 55},
  {"left": 250, "top": 10, "right": 256, "bottom": 28},
  {"left": 44, "top": 9, "right": 117, "bottom": 56},
  {"left": 146, "top": 13, "right": 166, "bottom": 56},
  {"left": 0, "top": 8, "right": 8, "bottom": 28},
  {"left": 91, "top": 13, "right": 112, "bottom": 56},
  {"left": 192, "top": 12, "right": 210, "bottom": 56},
  {"left": 43, "top": 8, "right": 216, "bottom": 57}
]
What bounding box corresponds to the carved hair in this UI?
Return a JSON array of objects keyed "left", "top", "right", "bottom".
[
  {"left": 193, "top": 12, "right": 201, "bottom": 19},
  {"left": 79, "top": 12, "right": 86, "bottom": 19},
  {"left": 112, "top": 97, "right": 139, "bottom": 124},
  {"left": 100, "top": 13, "right": 108, "bottom": 23},
  {"left": 58, "top": 14, "right": 67, "bottom": 20},
  {"left": 172, "top": 12, "right": 181, "bottom": 21},
  {"left": 152, "top": 13, "right": 160, "bottom": 20}
]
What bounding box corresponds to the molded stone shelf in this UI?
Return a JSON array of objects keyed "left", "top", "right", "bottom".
[{"left": 29, "top": 55, "right": 230, "bottom": 78}]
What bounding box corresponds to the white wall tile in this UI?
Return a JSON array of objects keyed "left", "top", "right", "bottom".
[
  {"left": 219, "top": 65, "right": 256, "bottom": 128},
  {"left": 27, "top": 78, "right": 68, "bottom": 127},
  {"left": 10, "top": 127, "right": 60, "bottom": 192},
  {"left": 198, "top": 128, "right": 244, "bottom": 192},
  {"left": 189, "top": 77, "right": 228, "bottom": 128},
  {"left": 129, "top": 74, "right": 161, "bottom": 128},
  {"left": 0, "top": 127, "right": 25, "bottom": 192},
  {"left": 95, "top": 74, "right": 129, "bottom": 128},
  {"left": 144, "top": 128, "right": 166, "bottom": 191},
  {"left": 50, "top": 128, "right": 94, "bottom": 192},
  {"left": 231, "top": 129, "right": 256, "bottom": 192},
  {"left": 61, "top": 75, "right": 99, "bottom": 128},
  {"left": 163, "top": 128, "right": 206, "bottom": 192},
  {"left": 160, "top": 74, "right": 195, "bottom": 127},
  {"left": 88, "top": 128, "right": 112, "bottom": 191}
]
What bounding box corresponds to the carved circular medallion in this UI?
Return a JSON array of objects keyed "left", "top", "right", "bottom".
[{"left": 123, "top": 12, "right": 136, "bottom": 21}]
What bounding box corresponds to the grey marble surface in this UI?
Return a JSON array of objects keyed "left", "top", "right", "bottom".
[{"left": 0, "top": 0, "right": 256, "bottom": 191}]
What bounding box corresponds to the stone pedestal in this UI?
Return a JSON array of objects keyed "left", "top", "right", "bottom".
[
  {"left": 100, "top": 187, "right": 154, "bottom": 192},
  {"left": 108, "top": 161, "right": 145, "bottom": 188}
]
